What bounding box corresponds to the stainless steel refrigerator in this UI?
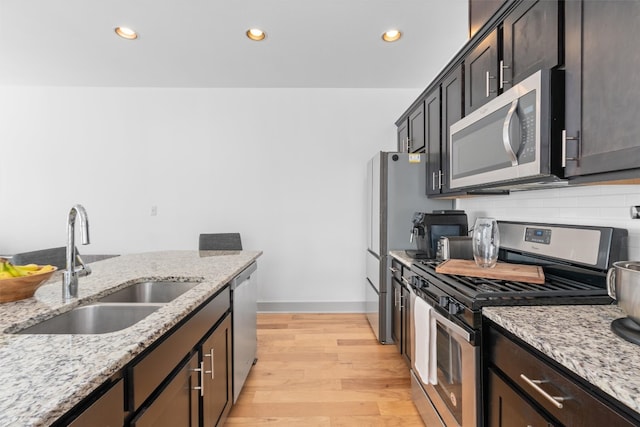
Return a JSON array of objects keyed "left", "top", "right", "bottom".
[{"left": 365, "top": 152, "right": 451, "bottom": 343}]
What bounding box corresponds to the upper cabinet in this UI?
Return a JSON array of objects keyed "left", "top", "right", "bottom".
[
  {"left": 439, "top": 65, "right": 464, "bottom": 195},
  {"left": 469, "top": 0, "right": 507, "bottom": 38},
  {"left": 425, "top": 86, "right": 442, "bottom": 195},
  {"left": 502, "top": 0, "right": 559, "bottom": 87},
  {"left": 465, "top": 29, "right": 498, "bottom": 114},
  {"left": 564, "top": 0, "right": 640, "bottom": 182},
  {"left": 397, "top": 102, "right": 426, "bottom": 154}
]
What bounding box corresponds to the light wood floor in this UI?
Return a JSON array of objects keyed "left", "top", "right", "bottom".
[{"left": 225, "top": 313, "right": 424, "bottom": 426}]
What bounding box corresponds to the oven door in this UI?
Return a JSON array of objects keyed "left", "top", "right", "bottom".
[{"left": 425, "top": 309, "right": 480, "bottom": 427}]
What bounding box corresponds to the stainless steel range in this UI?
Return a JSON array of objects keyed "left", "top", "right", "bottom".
[{"left": 407, "top": 221, "right": 628, "bottom": 427}]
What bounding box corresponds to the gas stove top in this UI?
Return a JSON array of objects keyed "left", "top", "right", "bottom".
[{"left": 407, "top": 221, "right": 627, "bottom": 330}]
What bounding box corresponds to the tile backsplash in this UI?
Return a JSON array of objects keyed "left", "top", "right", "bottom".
[{"left": 456, "top": 185, "right": 640, "bottom": 260}]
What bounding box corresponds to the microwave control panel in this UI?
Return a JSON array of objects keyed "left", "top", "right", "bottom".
[{"left": 517, "top": 90, "right": 537, "bottom": 164}]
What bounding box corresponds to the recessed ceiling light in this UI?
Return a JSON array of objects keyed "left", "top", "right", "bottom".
[
  {"left": 246, "top": 28, "right": 266, "bottom": 41},
  {"left": 115, "top": 26, "right": 138, "bottom": 40},
  {"left": 382, "top": 30, "right": 402, "bottom": 43}
]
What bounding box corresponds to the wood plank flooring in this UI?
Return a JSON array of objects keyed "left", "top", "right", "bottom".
[{"left": 225, "top": 313, "right": 424, "bottom": 426}]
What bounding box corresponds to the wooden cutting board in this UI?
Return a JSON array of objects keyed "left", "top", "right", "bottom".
[{"left": 435, "top": 259, "right": 545, "bottom": 284}]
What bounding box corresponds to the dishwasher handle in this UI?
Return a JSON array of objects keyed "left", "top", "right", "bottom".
[{"left": 231, "top": 261, "right": 257, "bottom": 289}]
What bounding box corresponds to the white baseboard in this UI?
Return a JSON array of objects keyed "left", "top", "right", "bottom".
[{"left": 257, "top": 301, "right": 366, "bottom": 313}]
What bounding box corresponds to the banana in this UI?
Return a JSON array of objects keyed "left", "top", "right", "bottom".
[
  {"left": 0, "top": 271, "right": 12, "bottom": 279},
  {"left": 4, "top": 262, "right": 21, "bottom": 277}
]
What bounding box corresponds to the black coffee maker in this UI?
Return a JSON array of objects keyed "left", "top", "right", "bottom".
[{"left": 406, "top": 210, "right": 469, "bottom": 259}]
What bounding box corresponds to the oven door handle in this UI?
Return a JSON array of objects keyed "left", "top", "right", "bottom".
[{"left": 430, "top": 308, "right": 472, "bottom": 342}]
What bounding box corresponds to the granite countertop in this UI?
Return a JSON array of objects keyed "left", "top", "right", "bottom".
[
  {"left": 484, "top": 305, "right": 640, "bottom": 416},
  {"left": 389, "top": 250, "right": 415, "bottom": 268},
  {"left": 0, "top": 250, "right": 261, "bottom": 427}
]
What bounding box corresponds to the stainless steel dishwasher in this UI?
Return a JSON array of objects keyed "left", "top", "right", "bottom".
[{"left": 231, "top": 261, "right": 258, "bottom": 403}]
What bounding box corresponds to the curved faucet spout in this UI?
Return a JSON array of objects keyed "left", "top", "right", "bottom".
[{"left": 63, "top": 204, "right": 91, "bottom": 301}]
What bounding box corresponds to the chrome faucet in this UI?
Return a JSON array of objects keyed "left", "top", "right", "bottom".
[{"left": 62, "top": 204, "right": 91, "bottom": 300}]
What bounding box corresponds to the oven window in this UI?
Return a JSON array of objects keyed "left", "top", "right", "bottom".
[{"left": 435, "top": 323, "right": 464, "bottom": 425}]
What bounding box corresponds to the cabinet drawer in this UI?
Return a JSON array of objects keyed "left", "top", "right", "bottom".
[
  {"left": 129, "top": 286, "right": 230, "bottom": 410},
  {"left": 488, "top": 327, "right": 637, "bottom": 426},
  {"left": 68, "top": 379, "right": 124, "bottom": 427}
]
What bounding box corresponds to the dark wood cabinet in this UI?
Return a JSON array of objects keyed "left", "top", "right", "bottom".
[
  {"left": 396, "top": 103, "right": 425, "bottom": 153},
  {"left": 400, "top": 284, "right": 411, "bottom": 366},
  {"left": 502, "top": 0, "right": 560, "bottom": 88},
  {"left": 201, "top": 314, "right": 233, "bottom": 426},
  {"left": 469, "top": 0, "right": 506, "bottom": 38},
  {"left": 440, "top": 65, "right": 464, "bottom": 195},
  {"left": 424, "top": 86, "right": 442, "bottom": 195},
  {"left": 485, "top": 324, "right": 639, "bottom": 427},
  {"left": 487, "top": 368, "right": 554, "bottom": 427},
  {"left": 67, "top": 379, "right": 125, "bottom": 427},
  {"left": 408, "top": 103, "right": 426, "bottom": 153},
  {"left": 397, "top": 118, "right": 409, "bottom": 153},
  {"left": 131, "top": 354, "right": 200, "bottom": 427},
  {"left": 391, "top": 259, "right": 411, "bottom": 366},
  {"left": 465, "top": 29, "right": 498, "bottom": 114},
  {"left": 564, "top": 0, "right": 640, "bottom": 181}
]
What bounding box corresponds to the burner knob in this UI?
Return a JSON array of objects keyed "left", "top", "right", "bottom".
[
  {"left": 448, "top": 302, "right": 463, "bottom": 315},
  {"left": 438, "top": 296, "right": 450, "bottom": 309}
]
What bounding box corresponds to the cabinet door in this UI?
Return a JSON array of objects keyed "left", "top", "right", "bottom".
[
  {"left": 503, "top": 0, "right": 559, "bottom": 87},
  {"left": 397, "top": 119, "right": 409, "bottom": 153},
  {"left": 465, "top": 29, "right": 498, "bottom": 114},
  {"left": 487, "top": 368, "right": 555, "bottom": 427},
  {"left": 202, "top": 314, "right": 233, "bottom": 426},
  {"left": 408, "top": 103, "right": 426, "bottom": 153},
  {"left": 391, "top": 278, "right": 401, "bottom": 352},
  {"left": 565, "top": 0, "right": 640, "bottom": 178},
  {"left": 68, "top": 379, "right": 124, "bottom": 427},
  {"left": 401, "top": 284, "right": 411, "bottom": 366},
  {"left": 425, "top": 87, "right": 442, "bottom": 196},
  {"left": 441, "top": 64, "right": 464, "bottom": 194},
  {"left": 469, "top": 0, "right": 505, "bottom": 38},
  {"left": 131, "top": 354, "right": 199, "bottom": 427}
]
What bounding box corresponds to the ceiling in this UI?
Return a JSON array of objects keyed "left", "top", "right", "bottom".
[{"left": 0, "top": 0, "right": 469, "bottom": 88}]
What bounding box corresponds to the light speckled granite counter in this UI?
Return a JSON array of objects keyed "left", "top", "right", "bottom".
[
  {"left": 484, "top": 305, "right": 640, "bottom": 416},
  {"left": 389, "top": 250, "right": 415, "bottom": 268},
  {"left": 0, "top": 250, "right": 261, "bottom": 427}
]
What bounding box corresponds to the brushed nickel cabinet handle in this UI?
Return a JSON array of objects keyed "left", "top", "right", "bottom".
[
  {"left": 520, "top": 374, "right": 565, "bottom": 409},
  {"left": 562, "top": 130, "right": 580, "bottom": 168},
  {"left": 500, "top": 60, "right": 510, "bottom": 89},
  {"left": 192, "top": 362, "right": 205, "bottom": 397},
  {"left": 486, "top": 71, "right": 496, "bottom": 97},
  {"left": 204, "top": 348, "right": 215, "bottom": 379}
]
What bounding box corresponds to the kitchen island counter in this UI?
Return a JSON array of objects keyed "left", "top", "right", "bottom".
[
  {"left": 483, "top": 304, "right": 640, "bottom": 417},
  {"left": 0, "top": 250, "right": 261, "bottom": 426}
]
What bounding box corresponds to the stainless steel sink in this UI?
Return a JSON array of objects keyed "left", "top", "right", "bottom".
[
  {"left": 97, "top": 280, "right": 201, "bottom": 303},
  {"left": 16, "top": 303, "right": 163, "bottom": 334}
]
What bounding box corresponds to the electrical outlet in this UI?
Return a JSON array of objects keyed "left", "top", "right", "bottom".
[
  {"left": 151, "top": 205, "right": 158, "bottom": 216},
  {"left": 631, "top": 206, "right": 640, "bottom": 219}
]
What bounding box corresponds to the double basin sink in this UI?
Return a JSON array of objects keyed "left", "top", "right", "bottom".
[{"left": 16, "top": 280, "right": 201, "bottom": 335}]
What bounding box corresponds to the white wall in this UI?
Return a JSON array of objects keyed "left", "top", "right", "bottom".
[
  {"left": 457, "top": 185, "right": 640, "bottom": 260},
  {"left": 0, "top": 86, "right": 418, "bottom": 311}
]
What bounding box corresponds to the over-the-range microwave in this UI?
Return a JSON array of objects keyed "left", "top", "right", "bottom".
[{"left": 449, "top": 69, "right": 565, "bottom": 191}]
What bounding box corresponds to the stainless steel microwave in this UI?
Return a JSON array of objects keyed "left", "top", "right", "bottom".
[{"left": 449, "top": 69, "right": 564, "bottom": 191}]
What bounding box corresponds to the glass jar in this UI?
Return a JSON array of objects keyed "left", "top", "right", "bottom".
[{"left": 472, "top": 218, "right": 500, "bottom": 268}]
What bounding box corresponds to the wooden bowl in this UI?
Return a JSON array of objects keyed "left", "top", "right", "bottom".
[{"left": 0, "top": 267, "right": 58, "bottom": 303}]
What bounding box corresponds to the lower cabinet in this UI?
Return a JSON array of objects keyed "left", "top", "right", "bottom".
[
  {"left": 201, "top": 314, "right": 233, "bottom": 426},
  {"left": 485, "top": 323, "right": 640, "bottom": 426},
  {"left": 66, "top": 378, "right": 125, "bottom": 427},
  {"left": 131, "top": 354, "right": 200, "bottom": 427},
  {"left": 487, "top": 368, "right": 553, "bottom": 427}
]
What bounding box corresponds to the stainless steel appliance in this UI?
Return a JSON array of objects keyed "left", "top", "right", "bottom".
[
  {"left": 231, "top": 262, "right": 257, "bottom": 403},
  {"left": 608, "top": 261, "right": 640, "bottom": 345},
  {"left": 366, "top": 152, "right": 451, "bottom": 343},
  {"left": 407, "top": 211, "right": 468, "bottom": 260},
  {"left": 436, "top": 236, "right": 473, "bottom": 261},
  {"left": 449, "top": 69, "right": 564, "bottom": 191},
  {"left": 408, "top": 221, "right": 627, "bottom": 426}
]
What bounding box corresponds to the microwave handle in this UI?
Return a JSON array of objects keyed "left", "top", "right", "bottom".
[{"left": 502, "top": 99, "right": 519, "bottom": 166}]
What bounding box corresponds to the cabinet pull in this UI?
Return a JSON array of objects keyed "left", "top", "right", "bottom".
[
  {"left": 438, "top": 170, "right": 443, "bottom": 190},
  {"left": 401, "top": 276, "right": 411, "bottom": 286},
  {"left": 407, "top": 137, "right": 412, "bottom": 152},
  {"left": 204, "top": 348, "right": 215, "bottom": 379},
  {"left": 520, "top": 374, "right": 565, "bottom": 409},
  {"left": 499, "top": 60, "right": 510, "bottom": 89},
  {"left": 192, "top": 362, "right": 205, "bottom": 397},
  {"left": 486, "top": 71, "right": 496, "bottom": 97},
  {"left": 561, "top": 130, "right": 581, "bottom": 168},
  {"left": 390, "top": 267, "right": 399, "bottom": 273},
  {"left": 432, "top": 171, "right": 436, "bottom": 191}
]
